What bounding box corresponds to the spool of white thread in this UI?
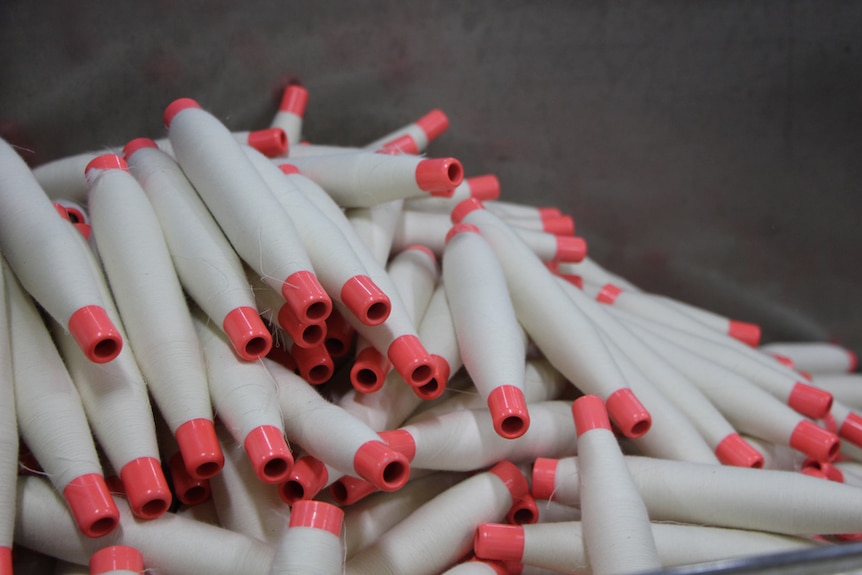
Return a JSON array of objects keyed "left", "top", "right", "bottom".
[
  {"left": 760, "top": 342, "right": 858, "bottom": 375},
  {"left": 193, "top": 308, "right": 293, "bottom": 484},
  {"left": 0, "top": 139, "right": 122, "bottom": 363},
  {"left": 648, "top": 292, "right": 762, "bottom": 347},
  {"left": 534, "top": 454, "right": 862, "bottom": 535},
  {"left": 810, "top": 374, "right": 862, "bottom": 410},
  {"left": 572, "top": 395, "right": 661, "bottom": 575},
  {"left": 152, "top": 412, "right": 211, "bottom": 507},
  {"left": 0, "top": 264, "right": 15, "bottom": 575},
  {"left": 348, "top": 199, "right": 406, "bottom": 266},
  {"left": 556, "top": 258, "right": 642, "bottom": 293},
  {"left": 474, "top": 521, "right": 819, "bottom": 574},
  {"left": 164, "top": 98, "right": 331, "bottom": 325},
  {"left": 86, "top": 153, "right": 224, "bottom": 481},
  {"left": 344, "top": 461, "right": 529, "bottom": 575},
  {"left": 404, "top": 175, "right": 501, "bottom": 212},
  {"left": 364, "top": 108, "right": 450, "bottom": 153},
  {"left": 268, "top": 499, "right": 344, "bottom": 575},
  {"left": 14, "top": 476, "right": 275, "bottom": 575},
  {"left": 5, "top": 261, "right": 119, "bottom": 538},
  {"left": 271, "top": 84, "right": 309, "bottom": 150},
  {"left": 124, "top": 139, "right": 271, "bottom": 361},
  {"left": 88, "top": 545, "right": 144, "bottom": 575}
]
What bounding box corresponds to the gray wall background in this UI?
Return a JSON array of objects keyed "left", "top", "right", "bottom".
[{"left": 2, "top": 1, "right": 861, "bottom": 353}]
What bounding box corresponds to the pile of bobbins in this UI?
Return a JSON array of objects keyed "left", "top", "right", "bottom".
[{"left": 1, "top": 80, "right": 862, "bottom": 575}]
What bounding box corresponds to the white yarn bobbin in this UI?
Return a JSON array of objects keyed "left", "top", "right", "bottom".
[
  {"left": 88, "top": 545, "right": 144, "bottom": 575},
  {"left": 154, "top": 128, "right": 288, "bottom": 159},
  {"left": 32, "top": 149, "right": 110, "bottom": 203},
  {"left": 249, "top": 269, "right": 326, "bottom": 350},
  {"left": 268, "top": 499, "right": 344, "bottom": 575},
  {"left": 271, "top": 84, "right": 308, "bottom": 150},
  {"left": 654, "top": 294, "right": 762, "bottom": 347},
  {"left": 365, "top": 108, "right": 449, "bottom": 153},
  {"left": 15, "top": 476, "right": 275, "bottom": 575},
  {"left": 572, "top": 395, "right": 660, "bottom": 575},
  {"left": 761, "top": 341, "right": 858, "bottom": 375},
  {"left": 125, "top": 139, "right": 271, "bottom": 361},
  {"left": 348, "top": 199, "right": 406, "bottom": 266},
  {"left": 0, "top": 262, "right": 15, "bottom": 571},
  {"left": 404, "top": 174, "right": 501, "bottom": 212},
  {"left": 0, "top": 139, "right": 121, "bottom": 363},
  {"left": 164, "top": 98, "right": 330, "bottom": 325},
  {"left": 811, "top": 373, "right": 862, "bottom": 410},
  {"left": 5, "top": 262, "right": 118, "bottom": 538}
]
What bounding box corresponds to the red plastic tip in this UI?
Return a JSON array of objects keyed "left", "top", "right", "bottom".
[
  {"left": 63, "top": 474, "right": 120, "bottom": 538},
  {"left": 466, "top": 175, "right": 501, "bottom": 201},
  {"left": 596, "top": 283, "right": 622, "bottom": 305},
  {"left": 0, "top": 548, "right": 10, "bottom": 575},
  {"left": 350, "top": 346, "right": 390, "bottom": 393},
  {"left": 379, "top": 134, "right": 420, "bottom": 155},
  {"left": 404, "top": 244, "right": 438, "bottom": 264},
  {"left": 244, "top": 425, "right": 293, "bottom": 484},
  {"left": 415, "top": 158, "right": 464, "bottom": 192},
  {"left": 123, "top": 137, "right": 159, "bottom": 159},
  {"left": 416, "top": 109, "right": 450, "bottom": 141},
  {"left": 353, "top": 440, "right": 411, "bottom": 492},
  {"left": 715, "top": 433, "right": 765, "bottom": 468},
  {"left": 282, "top": 270, "right": 332, "bottom": 323},
  {"left": 554, "top": 236, "right": 587, "bottom": 263},
  {"left": 120, "top": 457, "right": 172, "bottom": 519},
  {"left": 849, "top": 349, "right": 859, "bottom": 373},
  {"left": 168, "top": 452, "right": 211, "bottom": 506},
  {"left": 75, "top": 222, "right": 92, "bottom": 239},
  {"left": 175, "top": 418, "right": 224, "bottom": 479},
  {"left": 770, "top": 353, "right": 795, "bottom": 369},
  {"left": 839, "top": 412, "right": 862, "bottom": 448},
  {"left": 487, "top": 386, "right": 531, "bottom": 439},
  {"left": 728, "top": 320, "right": 761, "bottom": 347},
  {"left": 163, "top": 97, "right": 201, "bottom": 127},
  {"left": 444, "top": 223, "right": 481, "bottom": 245},
  {"left": 324, "top": 309, "right": 355, "bottom": 358},
  {"left": 279, "top": 84, "right": 309, "bottom": 115},
  {"left": 802, "top": 458, "right": 845, "bottom": 483},
  {"left": 412, "top": 354, "right": 450, "bottom": 400},
  {"left": 278, "top": 456, "right": 328, "bottom": 505},
  {"left": 429, "top": 187, "right": 456, "bottom": 198},
  {"left": 799, "top": 370, "right": 813, "bottom": 382},
  {"left": 790, "top": 420, "right": 840, "bottom": 462},
  {"left": 292, "top": 342, "right": 334, "bottom": 384},
  {"left": 278, "top": 163, "right": 301, "bottom": 176},
  {"left": 89, "top": 545, "right": 144, "bottom": 575},
  {"left": 531, "top": 457, "right": 558, "bottom": 500},
  {"left": 788, "top": 382, "right": 833, "bottom": 419},
  {"left": 451, "top": 197, "right": 485, "bottom": 224},
  {"left": 223, "top": 306, "right": 273, "bottom": 361},
  {"left": 559, "top": 273, "right": 583, "bottom": 289},
  {"left": 507, "top": 493, "right": 539, "bottom": 525},
  {"left": 247, "top": 127, "right": 288, "bottom": 157},
  {"left": 542, "top": 215, "right": 575, "bottom": 236},
  {"left": 67, "top": 305, "right": 122, "bottom": 364},
  {"left": 54, "top": 202, "right": 71, "bottom": 221},
  {"left": 329, "top": 475, "right": 379, "bottom": 506},
  {"left": 800, "top": 467, "right": 828, "bottom": 480},
  {"left": 289, "top": 499, "right": 344, "bottom": 535},
  {"left": 605, "top": 388, "right": 652, "bottom": 438},
  {"left": 341, "top": 275, "right": 392, "bottom": 326},
  {"left": 489, "top": 461, "right": 530, "bottom": 503},
  {"left": 378, "top": 429, "right": 417, "bottom": 461},
  {"left": 387, "top": 334, "right": 435, "bottom": 387},
  {"left": 277, "top": 303, "right": 326, "bottom": 348},
  {"left": 475, "top": 523, "right": 525, "bottom": 562},
  {"left": 572, "top": 395, "right": 611, "bottom": 436},
  {"left": 85, "top": 154, "right": 129, "bottom": 176}
]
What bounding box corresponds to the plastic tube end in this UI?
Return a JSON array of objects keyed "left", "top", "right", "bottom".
[
  {"left": 791, "top": 420, "right": 840, "bottom": 462},
  {"left": 487, "top": 386, "right": 530, "bottom": 439},
  {"left": 291, "top": 343, "right": 334, "bottom": 384},
  {"left": 416, "top": 158, "right": 464, "bottom": 191},
  {"left": 247, "top": 127, "right": 288, "bottom": 157},
  {"left": 489, "top": 461, "right": 530, "bottom": 503},
  {"left": 329, "top": 475, "right": 379, "bottom": 506},
  {"left": 120, "top": 457, "right": 172, "bottom": 519},
  {"left": 596, "top": 283, "right": 622, "bottom": 305},
  {"left": 85, "top": 154, "right": 129, "bottom": 176},
  {"left": 466, "top": 175, "right": 501, "bottom": 201},
  {"left": 279, "top": 84, "right": 309, "bottom": 115},
  {"left": 277, "top": 303, "right": 325, "bottom": 348},
  {"left": 770, "top": 353, "right": 795, "bottom": 369},
  {"left": 839, "top": 413, "right": 862, "bottom": 449},
  {"left": 278, "top": 163, "right": 301, "bottom": 176},
  {"left": 416, "top": 109, "right": 450, "bottom": 141},
  {"left": 451, "top": 197, "right": 485, "bottom": 223},
  {"left": 123, "top": 137, "right": 159, "bottom": 159},
  {"left": 289, "top": 499, "right": 344, "bottom": 535},
  {"left": 378, "top": 429, "right": 417, "bottom": 461},
  {"left": 445, "top": 223, "right": 481, "bottom": 245},
  {"left": 715, "top": 433, "right": 765, "bottom": 468},
  {"left": 379, "top": 134, "right": 420, "bottom": 155},
  {"left": 531, "top": 457, "right": 559, "bottom": 500},
  {"left": 244, "top": 425, "right": 293, "bottom": 484},
  {"left": 163, "top": 97, "right": 201, "bottom": 127},
  {"left": 572, "top": 395, "right": 611, "bottom": 435},
  {"left": 543, "top": 214, "right": 576, "bottom": 236},
  {"left": 341, "top": 275, "right": 392, "bottom": 326},
  {"left": 222, "top": 306, "right": 273, "bottom": 361},
  {"left": 0, "top": 548, "right": 10, "bottom": 575},
  {"left": 174, "top": 418, "right": 224, "bottom": 479},
  {"left": 412, "top": 354, "right": 450, "bottom": 400},
  {"left": 67, "top": 305, "right": 123, "bottom": 363},
  {"left": 788, "top": 382, "right": 833, "bottom": 419},
  {"left": 507, "top": 493, "right": 539, "bottom": 525},
  {"left": 168, "top": 452, "right": 211, "bottom": 506},
  {"left": 282, "top": 270, "right": 332, "bottom": 323},
  {"left": 728, "top": 320, "right": 761, "bottom": 347},
  {"left": 605, "top": 388, "right": 652, "bottom": 438},
  {"left": 554, "top": 236, "right": 587, "bottom": 263},
  {"left": 474, "top": 523, "right": 525, "bottom": 562},
  {"left": 62, "top": 474, "right": 120, "bottom": 538},
  {"left": 278, "top": 456, "right": 328, "bottom": 505},
  {"left": 89, "top": 545, "right": 144, "bottom": 575},
  {"left": 350, "top": 346, "right": 390, "bottom": 393},
  {"left": 848, "top": 349, "right": 859, "bottom": 373},
  {"left": 353, "top": 440, "right": 411, "bottom": 492},
  {"left": 387, "top": 334, "right": 435, "bottom": 387}
]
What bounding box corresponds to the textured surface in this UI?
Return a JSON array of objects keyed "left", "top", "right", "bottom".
[{"left": 2, "top": 0, "right": 861, "bottom": 350}]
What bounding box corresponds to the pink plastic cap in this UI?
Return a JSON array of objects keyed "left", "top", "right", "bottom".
[
  {"left": 378, "top": 429, "right": 417, "bottom": 461},
  {"left": 67, "top": 305, "right": 122, "bottom": 364},
  {"left": 277, "top": 303, "right": 326, "bottom": 348},
  {"left": 554, "top": 236, "right": 587, "bottom": 263},
  {"left": 445, "top": 222, "right": 481, "bottom": 244},
  {"left": 350, "top": 346, "right": 390, "bottom": 393},
  {"left": 788, "top": 382, "right": 833, "bottom": 419},
  {"left": 531, "top": 457, "right": 559, "bottom": 500},
  {"left": 168, "top": 452, "right": 211, "bottom": 506},
  {"left": 770, "top": 353, "right": 795, "bottom": 369},
  {"left": 175, "top": 418, "right": 224, "bottom": 479},
  {"left": 289, "top": 499, "right": 344, "bottom": 535},
  {"left": 223, "top": 306, "right": 273, "bottom": 361},
  {"left": 800, "top": 467, "right": 828, "bottom": 480},
  {"left": 379, "top": 134, "right": 420, "bottom": 155},
  {"left": 474, "top": 523, "right": 525, "bottom": 562},
  {"left": 605, "top": 388, "right": 652, "bottom": 438},
  {"left": 89, "top": 545, "right": 144, "bottom": 575},
  {"left": 279, "top": 84, "right": 309, "bottom": 115},
  {"left": 542, "top": 215, "right": 576, "bottom": 236},
  {"left": 387, "top": 334, "right": 435, "bottom": 387},
  {"left": 324, "top": 309, "right": 355, "bottom": 358},
  {"left": 416, "top": 158, "right": 464, "bottom": 192},
  {"left": 572, "top": 395, "right": 611, "bottom": 436},
  {"left": 278, "top": 163, "right": 301, "bottom": 176},
  {"left": 839, "top": 412, "right": 862, "bottom": 448},
  {"left": 404, "top": 244, "right": 438, "bottom": 263},
  {"left": 0, "top": 548, "right": 10, "bottom": 575},
  {"left": 489, "top": 461, "right": 530, "bottom": 504},
  {"left": 466, "top": 175, "right": 501, "bottom": 201},
  {"left": 487, "top": 386, "right": 530, "bottom": 439},
  {"left": 75, "top": 222, "right": 92, "bottom": 239},
  {"left": 802, "top": 458, "right": 845, "bottom": 483},
  {"left": 451, "top": 197, "right": 485, "bottom": 223},
  {"left": 822, "top": 412, "right": 839, "bottom": 434},
  {"left": 559, "top": 273, "right": 583, "bottom": 289},
  {"left": 353, "top": 440, "right": 411, "bottom": 492},
  {"left": 429, "top": 187, "right": 456, "bottom": 198},
  {"left": 714, "top": 433, "right": 765, "bottom": 468},
  {"left": 727, "top": 320, "right": 761, "bottom": 347},
  {"left": 278, "top": 456, "right": 328, "bottom": 505},
  {"left": 329, "top": 475, "right": 379, "bottom": 506},
  {"left": 85, "top": 154, "right": 129, "bottom": 176},
  {"left": 412, "top": 354, "right": 450, "bottom": 400},
  {"left": 63, "top": 473, "right": 120, "bottom": 538},
  {"left": 790, "top": 420, "right": 840, "bottom": 462},
  {"left": 537, "top": 207, "right": 562, "bottom": 219},
  {"left": 243, "top": 425, "right": 294, "bottom": 484},
  {"left": 123, "top": 137, "right": 159, "bottom": 159},
  {"left": 120, "top": 457, "right": 172, "bottom": 519},
  {"left": 596, "top": 283, "right": 622, "bottom": 305},
  {"left": 247, "top": 127, "right": 288, "bottom": 157},
  {"left": 416, "top": 109, "right": 450, "bottom": 141},
  {"left": 341, "top": 275, "right": 392, "bottom": 326},
  {"left": 849, "top": 349, "right": 859, "bottom": 372},
  {"left": 163, "top": 97, "right": 201, "bottom": 127},
  {"left": 282, "top": 270, "right": 332, "bottom": 323},
  {"left": 507, "top": 493, "right": 539, "bottom": 525},
  {"left": 799, "top": 370, "right": 813, "bottom": 382},
  {"left": 291, "top": 342, "right": 334, "bottom": 384}
]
